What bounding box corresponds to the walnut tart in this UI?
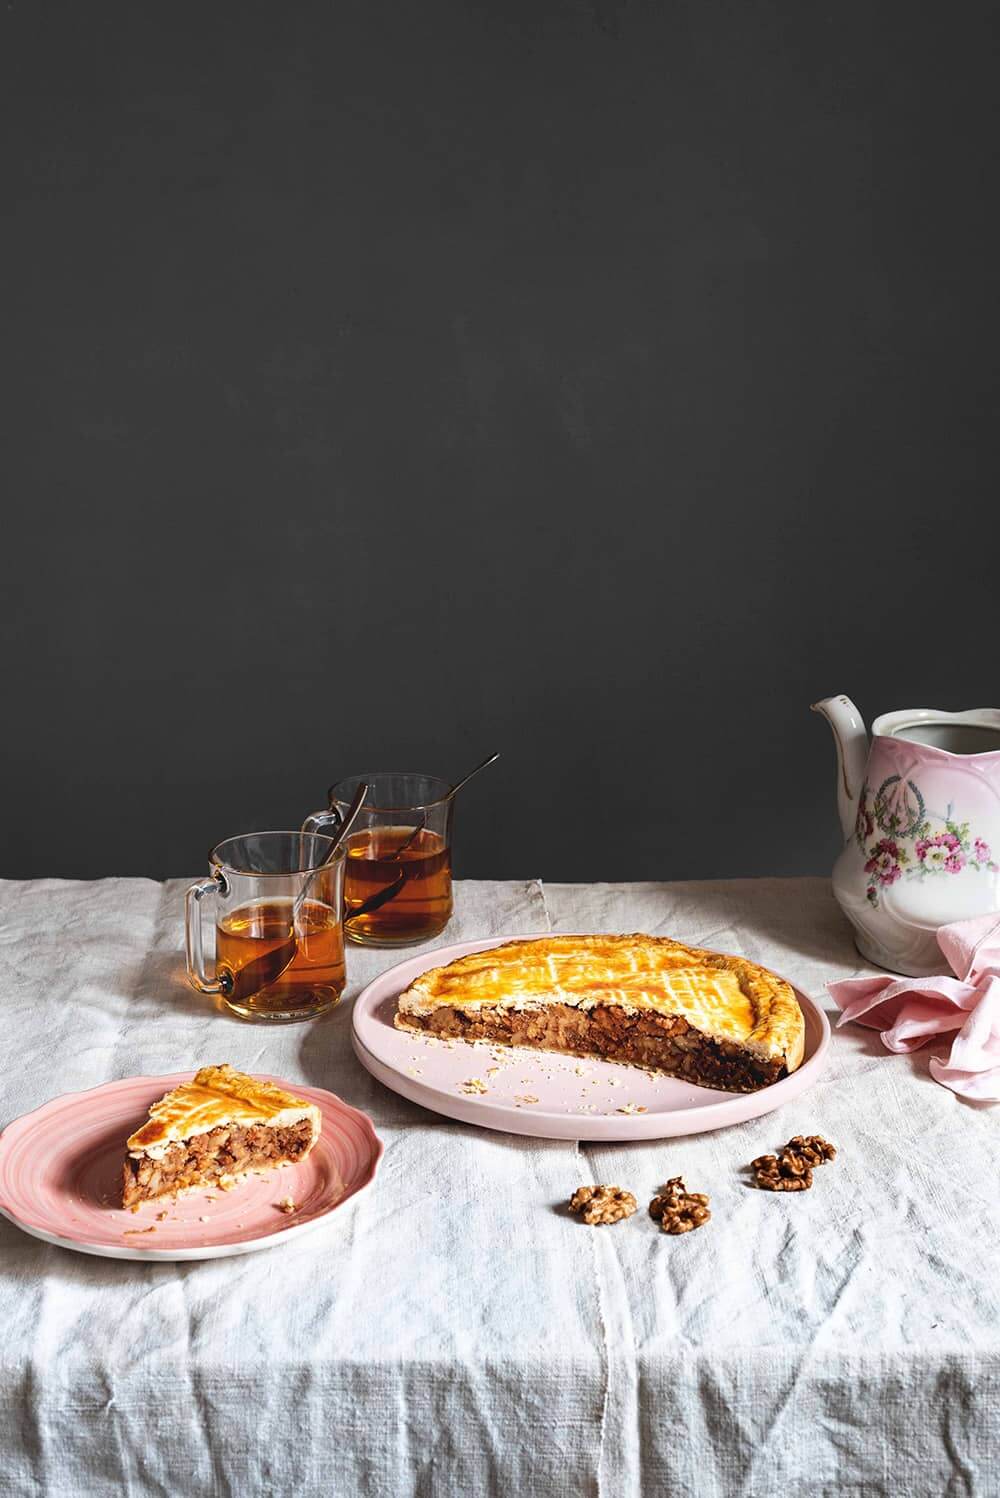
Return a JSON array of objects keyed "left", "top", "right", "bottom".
[
  {"left": 122, "top": 1065, "right": 321, "bottom": 1208},
  {"left": 395, "top": 934, "right": 804, "bottom": 1093}
]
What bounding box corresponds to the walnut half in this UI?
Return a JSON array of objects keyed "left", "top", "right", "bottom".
[
  {"left": 751, "top": 1133, "right": 837, "bottom": 1192},
  {"left": 569, "top": 1185, "right": 638, "bottom": 1225},
  {"left": 648, "top": 1177, "right": 711, "bottom": 1234},
  {"left": 785, "top": 1134, "right": 837, "bottom": 1167},
  {"left": 751, "top": 1154, "right": 813, "bottom": 1192}
]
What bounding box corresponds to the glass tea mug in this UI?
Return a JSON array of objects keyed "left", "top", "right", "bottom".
[
  {"left": 304, "top": 773, "right": 454, "bottom": 946},
  {"left": 185, "top": 831, "right": 347, "bottom": 1021}
]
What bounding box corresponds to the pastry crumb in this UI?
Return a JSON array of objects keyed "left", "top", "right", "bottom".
[
  {"left": 459, "top": 1078, "right": 488, "bottom": 1095},
  {"left": 276, "top": 1197, "right": 298, "bottom": 1214},
  {"left": 617, "top": 1103, "right": 647, "bottom": 1115},
  {"left": 123, "top": 1226, "right": 156, "bottom": 1236},
  {"left": 514, "top": 1094, "right": 539, "bottom": 1105}
]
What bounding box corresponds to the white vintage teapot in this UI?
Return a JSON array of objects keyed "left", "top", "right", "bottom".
[{"left": 813, "top": 697, "right": 1000, "bottom": 974}]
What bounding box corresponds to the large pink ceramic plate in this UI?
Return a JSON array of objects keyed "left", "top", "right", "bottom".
[
  {"left": 352, "top": 935, "right": 831, "bottom": 1140},
  {"left": 0, "top": 1073, "right": 382, "bottom": 1261}
]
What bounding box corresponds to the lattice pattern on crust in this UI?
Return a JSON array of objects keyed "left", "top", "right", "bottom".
[{"left": 396, "top": 934, "right": 804, "bottom": 1071}]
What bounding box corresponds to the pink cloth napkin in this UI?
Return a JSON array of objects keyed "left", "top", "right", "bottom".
[{"left": 828, "top": 912, "right": 1000, "bottom": 1100}]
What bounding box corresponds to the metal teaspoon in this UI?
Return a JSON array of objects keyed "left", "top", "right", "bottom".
[
  {"left": 344, "top": 752, "right": 501, "bottom": 924},
  {"left": 224, "top": 781, "right": 369, "bottom": 1003}
]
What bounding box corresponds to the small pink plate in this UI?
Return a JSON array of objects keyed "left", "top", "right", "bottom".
[
  {"left": 352, "top": 935, "right": 831, "bottom": 1141},
  {"left": 0, "top": 1073, "right": 383, "bottom": 1261}
]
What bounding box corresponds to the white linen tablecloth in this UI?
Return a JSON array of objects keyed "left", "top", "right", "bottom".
[{"left": 0, "top": 876, "right": 997, "bottom": 1497}]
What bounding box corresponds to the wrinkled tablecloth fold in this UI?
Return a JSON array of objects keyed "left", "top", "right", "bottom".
[{"left": 0, "top": 875, "right": 996, "bottom": 1497}]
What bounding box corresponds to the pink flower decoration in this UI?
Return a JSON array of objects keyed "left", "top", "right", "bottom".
[
  {"left": 975, "top": 838, "right": 992, "bottom": 863},
  {"left": 917, "top": 832, "right": 965, "bottom": 872},
  {"left": 864, "top": 839, "right": 902, "bottom": 885}
]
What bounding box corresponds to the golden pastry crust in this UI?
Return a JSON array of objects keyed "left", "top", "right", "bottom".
[
  {"left": 127, "top": 1064, "right": 320, "bottom": 1155},
  {"left": 396, "top": 934, "right": 804, "bottom": 1080}
]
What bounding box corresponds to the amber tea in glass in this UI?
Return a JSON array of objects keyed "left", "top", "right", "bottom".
[
  {"left": 185, "top": 832, "right": 347, "bottom": 1021},
  {"left": 304, "top": 773, "right": 454, "bottom": 946}
]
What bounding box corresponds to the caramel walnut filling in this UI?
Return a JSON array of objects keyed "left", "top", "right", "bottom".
[
  {"left": 400, "top": 1002, "right": 785, "bottom": 1092},
  {"left": 122, "top": 1119, "right": 314, "bottom": 1209}
]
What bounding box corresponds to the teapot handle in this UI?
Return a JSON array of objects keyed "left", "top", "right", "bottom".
[{"left": 811, "top": 695, "right": 869, "bottom": 842}]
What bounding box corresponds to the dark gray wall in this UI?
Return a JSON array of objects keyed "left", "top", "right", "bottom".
[{"left": 3, "top": 2, "right": 999, "bottom": 883}]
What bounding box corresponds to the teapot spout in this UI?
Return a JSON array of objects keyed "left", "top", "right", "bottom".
[{"left": 811, "top": 695, "right": 869, "bottom": 843}]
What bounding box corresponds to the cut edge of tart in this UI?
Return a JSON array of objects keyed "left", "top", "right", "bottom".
[
  {"left": 394, "top": 934, "right": 804, "bottom": 1093},
  {"left": 122, "top": 1064, "right": 321, "bottom": 1209}
]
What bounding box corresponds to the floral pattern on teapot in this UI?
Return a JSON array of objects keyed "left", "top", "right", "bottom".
[{"left": 855, "top": 774, "right": 998, "bottom": 907}]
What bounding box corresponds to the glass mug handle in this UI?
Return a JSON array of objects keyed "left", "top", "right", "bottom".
[
  {"left": 300, "top": 795, "right": 343, "bottom": 839},
  {"left": 185, "top": 870, "right": 226, "bottom": 994},
  {"left": 301, "top": 801, "right": 354, "bottom": 919}
]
